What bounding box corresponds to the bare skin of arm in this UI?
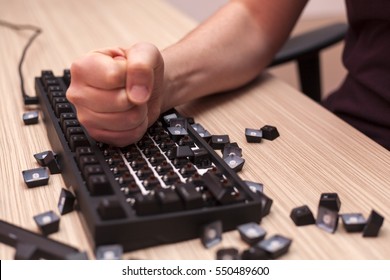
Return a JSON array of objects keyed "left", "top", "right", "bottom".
[{"left": 66, "top": 0, "right": 308, "bottom": 147}]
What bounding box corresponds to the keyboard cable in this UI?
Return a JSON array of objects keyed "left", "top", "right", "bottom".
[{"left": 0, "top": 19, "right": 42, "bottom": 105}]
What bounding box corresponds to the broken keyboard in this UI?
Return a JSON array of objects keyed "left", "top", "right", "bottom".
[{"left": 35, "top": 70, "right": 263, "bottom": 252}]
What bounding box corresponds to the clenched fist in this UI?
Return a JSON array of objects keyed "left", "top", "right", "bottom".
[{"left": 66, "top": 43, "right": 165, "bottom": 147}]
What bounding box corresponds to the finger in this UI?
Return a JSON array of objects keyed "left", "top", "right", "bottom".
[
  {"left": 76, "top": 104, "right": 148, "bottom": 132},
  {"left": 70, "top": 48, "right": 127, "bottom": 89},
  {"left": 125, "top": 43, "right": 164, "bottom": 105},
  {"left": 66, "top": 85, "right": 133, "bottom": 113}
]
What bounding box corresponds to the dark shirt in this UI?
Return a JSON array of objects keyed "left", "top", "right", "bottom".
[{"left": 323, "top": 0, "right": 390, "bottom": 150}]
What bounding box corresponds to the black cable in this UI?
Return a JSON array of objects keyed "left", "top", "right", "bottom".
[{"left": 0, "top": 19, "right": 42, "bottom": 105}]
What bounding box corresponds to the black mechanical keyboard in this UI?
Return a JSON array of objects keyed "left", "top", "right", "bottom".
[{"left": 35, "top": 70, "right": 264, "bottom": 252}]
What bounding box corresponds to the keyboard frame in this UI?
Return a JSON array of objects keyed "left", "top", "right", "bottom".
[{"left": 35, "top": 72, "right": 263, "bottom": 252}]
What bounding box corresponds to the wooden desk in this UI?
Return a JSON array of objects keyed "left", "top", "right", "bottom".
[{"left": 1, "top": 0, "right": 389, "bottom": 260}]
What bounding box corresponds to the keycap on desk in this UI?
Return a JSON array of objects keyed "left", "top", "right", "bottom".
[
  {"left": 245, "top": 128, "right": 263, "bottom": 143},
  {"left": 362, "top": 210, "right": 384, "bottom": 237},
  {"left": 22, "top": 167, "right": 49, "bottom": 188},
  {"left": 216, "top": 248, "right": 240, "bottom": 260},
  {"left": 22, "top": 111, "right": 39, "bottom": 125},
  {"left": 290, "top": 205, "right": 316, "bottom": 226},
  {"left": 237, "top": 222, "right": 266, "bottom": 245},
  {"left": 201, "top": 220, "right": 222, "bottom": 248},
  {"left": 257, "top": 234, "right": 292, "bottom": 259},
  {"left": 316, "top": 206, "right": 339, "bottom": 233},
  {"left": 33, "top": 210, "right": 60, "bottom": 235},
  {"left": 95, "top": 244, "right": 123, "bottom": 260},
  {"left": 41, "top": 150, "right": 61, "bottom": 174},
  {"left": 319, "top": 192, "right": 341, "bottom": 212},
  {"left": 261, "top": 125, "right": 280, "bottom": 140},
  {"left": 58, "top": 188, "right": 76, "bottom": 215},
  {"left": 340, "top": 213, "right": 366, "bottom": 232},
  {"left": 241, "top": 246, "right": 269, "bottom": 260}
]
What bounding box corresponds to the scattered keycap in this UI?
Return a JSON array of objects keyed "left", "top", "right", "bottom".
[
  {"left": 319, "top": 193, "right": 341, "bottom": 212},
  {"left": 201, "top": 220, "right": 222, "bottom": 248},
  {"left": 257, "top": 234, "right": 292, "bottom": 259},
  {"left": 237, "top": 222, "right": 266, "bottom": 245},
  {"left": 245, "top": 128, "right": 262, "bottom": 143},
  {"left": 316, "top": 206, "right": 339, "bottom": 233},
  {"left": 33, "top": 210, "right": 60, "bottom": 235},
  {"left": 340, "top": 213, "right": 366, "bottom": 232},
  {"left": 290, "top": 205, "right": 316, "bottom": 226},
  {"left": 22, "top": 167, "right": 50, "bottom": 188},
  {"left": 216, "top": 248, "right": 240, "bottom": 260},
  {"left": 241, "top": 246, "right": 269, "bottom": 260},
  {"left": 41, "top": 150, "right": 61, "bottom": 174},
  {"left": 95, "top": 244, "right": 123, "bottom": 260},
  {"left": 260, "top": 125, "right": 280, "bottom": 140},
  {"left": 22, "top": 111, "right": 39, "bottom": 125},
  {"left": 362, "top": 210, "right": 384, "bottom": 237},
  {"left": 58, "top": 188, "right": 76, "bottom": 215}
]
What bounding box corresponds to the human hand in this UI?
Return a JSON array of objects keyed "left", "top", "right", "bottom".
[{"left": 66, "top": 43, "right": 165, "bottom": 147}]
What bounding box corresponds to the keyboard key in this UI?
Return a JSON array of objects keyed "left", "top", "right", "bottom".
[
  {"left": 87, "top": 174, "right": 113, "bottom": 195},
  {"left": 362, "top": 210, "right": 384, "bottom": 237},
  {"left": 22, "top": 167, "right": 49, "bottom": 188},
  {"left": 155, "top": 188, "right": 183, "bottom": 213},
  {"left": 97, "top": 198, "right": 127, "bottom": 220},
  {"left": 22, "top": 111, "right": 39, "bottom": 125},
  {"left": 33, "top": 210, "right": 60, "bottom": 235},
  {"left": 176, "top": 182, "right": 204, "bottom": 210},
  {"left": 290, "top": 205, "right": 316, "bottom": 226},
  {"left": 261, "top": 125, "right": 280, "bottom": 140},
  {"left": 58, "top": 188, "right": 76, "bottom": 215}
]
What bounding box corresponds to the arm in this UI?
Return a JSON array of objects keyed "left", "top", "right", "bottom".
[
  {"left": 66, "top": 0, "right": 308, "bottom": 147},
  {"left": 161, "top": 0, "right": 308, "bottom": 110}
]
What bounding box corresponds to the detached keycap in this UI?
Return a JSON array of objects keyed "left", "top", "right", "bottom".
[
  {"left": 22, "top": 167, "right": 49, "bottom": 188},
  {"left": 340, "top": 213, "right": 366, "bottom": 232},
  {"left": 41, "top": 150, "right": 61, "bottom": 174},
  {"left": 257, "top": 234, "right": 292, "bottom": 259},
  {"left": 95, "top": 244, "right": 123, "bottom": 260},
  {"left": 22, "top": 111, "right": 39, "bottom": 125},
  {"left": 316, "top": 206, "right": 339, "bottom": 233},
  {"left": 201, "top": 220, "right": 223, "bottom": 248},
  {"left": 237, "top": 222, "right": 266, "bottom": 245},
  {"left": 363, "top": 210, "right": 384, "bottom": 237},
  {"left": 216, "top": 248, "right": 240, "bottom": 260},
  {"left": 261, "top": 125, "right": 280, "bottom": 140},
  {"left": 290, "top": 205, "right": 316, "bottom": 226},
  {"left": 245, "top": 128, "right": 262, "bottom": 143},
  {"left": 319, "top": 192, "right": 341, "bottom": 212},
  {"left": 58, "top": 188, "right": 76, "bottom": 215},
  {"left": 33, "top": 210, "right": 60, "bottom": 235}
]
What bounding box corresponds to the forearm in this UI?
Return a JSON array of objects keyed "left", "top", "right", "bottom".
[{"left": 160, "top": 0, "right": 307, "bottom": 111}]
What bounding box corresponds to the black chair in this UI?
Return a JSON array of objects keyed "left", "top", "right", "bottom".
[{"left": 269, "top": 22, "right": 348, "bottom": 102}]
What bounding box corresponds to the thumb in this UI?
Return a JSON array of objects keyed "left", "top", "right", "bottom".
[{"left": 125, "top": 43, "right": 162, "bottom": 105}]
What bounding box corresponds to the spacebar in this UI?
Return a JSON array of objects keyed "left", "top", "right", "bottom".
[{"left": 0, "top": 219, "right": 80, "bottom": 259}]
